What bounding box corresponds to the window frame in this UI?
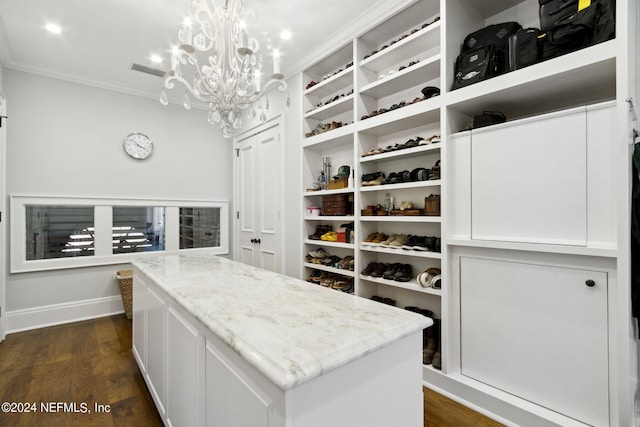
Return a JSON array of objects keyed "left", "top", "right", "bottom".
[{"left": 10, "top": 195, "right": 229, "bottom": 273}]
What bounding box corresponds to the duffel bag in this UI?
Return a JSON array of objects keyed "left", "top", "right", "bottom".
[
  {"left": 540, "top": 0, "right": 615, "bottom": 42},
  {"left": 539, "top": 0, "right": 615, "bottom": 61}
]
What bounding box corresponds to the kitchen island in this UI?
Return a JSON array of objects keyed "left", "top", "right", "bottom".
[{"left": 132, "top": 252, "right": 431, "bottom": 427}]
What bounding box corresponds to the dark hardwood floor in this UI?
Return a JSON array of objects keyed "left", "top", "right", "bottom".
[
  {"left": 0, "top": 315, "right": 503, "bottom": 427},
  {"left": 0, "top": 315, "right": 162, "bottom": 427}
]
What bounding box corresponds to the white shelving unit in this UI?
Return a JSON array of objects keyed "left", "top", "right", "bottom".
[{"left": 300, "top": 0, "right": 637, "bottom": 426}]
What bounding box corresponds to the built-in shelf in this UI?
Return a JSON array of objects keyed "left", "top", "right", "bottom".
[
  {"left": 360, "top": 180, "right": 441, "bottom": 192},
  {"left": 303, "top": 262, "right": 356, "bottom": 277},
  {"left": 360, "top": 245, "right": 442, "bottom": 259},
  {"left": 361, "top": 275, "right": 442, "bottom": 296}
]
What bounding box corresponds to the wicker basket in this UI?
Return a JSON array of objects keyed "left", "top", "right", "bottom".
[{"left": 116, "top": 269, "right": 133, "bottom": 319}]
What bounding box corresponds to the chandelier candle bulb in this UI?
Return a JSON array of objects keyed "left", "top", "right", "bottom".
[
  {"left": 238, "top": 28, "right": 249, "bottom": 54},
  {"left": 272, "top": 52, "right": 283, "bottom": 79},
  {"left": 182, "top": 18, "right": 193, "bottom": 45}
]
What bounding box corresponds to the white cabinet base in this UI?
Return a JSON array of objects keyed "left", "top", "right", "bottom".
[{"left": 133, "top": 267, "right": 425, "bottom": 427}]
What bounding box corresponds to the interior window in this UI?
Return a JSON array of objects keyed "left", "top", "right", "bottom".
[
  {"left": 26, "top": 205, "right": 95, "bottom": 260},
  {"left": 179, "top": 207, "right": 221, "bottom": 249},
  {"left": 112, "top": 207, "right": 165, "bottom": 254}
]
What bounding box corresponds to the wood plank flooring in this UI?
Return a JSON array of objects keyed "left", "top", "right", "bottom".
[
  {"left": 0, "top": 315, "right": 504, "bottom": 427},
  {"left": 0, "top": 315, "right": 162, "bottom": 427}
]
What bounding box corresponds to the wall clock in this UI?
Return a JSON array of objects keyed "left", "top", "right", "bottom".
[{"left": 123, "top": 132, "right": 153, "bottom": 160}]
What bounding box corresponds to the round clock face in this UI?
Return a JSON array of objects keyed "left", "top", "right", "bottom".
[{"left": 123, "top": 132, "right": 153, "bottom": 160}]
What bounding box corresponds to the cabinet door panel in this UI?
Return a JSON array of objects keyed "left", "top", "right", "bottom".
[
  {"left": 471, "top": 109, "right": 587, "bottom": 245},
  {"left": 146, "top": 286, "right": 166, "bottom": 415},
  {"left": 205, "top": 340, "right": 269, "bottom": 427},
  {"left": 132, "top": 278, "right": 147, "bottom": 372},
  {"left": 167, "top": 307, "right": 200, "bottom": 427},
  {"left": 460, "top": 257, "right": 609, "bottom": 426}
]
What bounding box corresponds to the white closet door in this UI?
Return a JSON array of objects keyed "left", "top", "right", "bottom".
[
  {"left": 460, "top": 256, "right": 609, "bottom": 427},
  {"left": 235, "top": 124, "right": 282, "bottom": 273},
  {"left": 471, "top": 108, "right": 587, "bottom": 246},
  {"left": 238, "top": 140, "right": 257, "bottom": 266}
]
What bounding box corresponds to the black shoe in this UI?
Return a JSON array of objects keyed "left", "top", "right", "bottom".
[
  {"left": 382, "top": 263, "right": 401, "bottom": 280},
  {"left": 393, "top": 264, "right": 413, "bottom": 282}
]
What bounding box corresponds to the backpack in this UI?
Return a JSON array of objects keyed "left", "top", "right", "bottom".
[{"left": 451, "top": 22, "right": 522, "bottom": 90}]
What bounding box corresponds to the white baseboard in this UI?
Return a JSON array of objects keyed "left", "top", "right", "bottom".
[{"left": 6, "top": 295, "right": 125, "bottom": 333}]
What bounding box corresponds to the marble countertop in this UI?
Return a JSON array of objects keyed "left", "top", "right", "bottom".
[{"left": 132, "top": 252, "right": 431, "bottom": 390}]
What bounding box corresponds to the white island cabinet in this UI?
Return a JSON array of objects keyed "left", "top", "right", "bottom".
[{"left": 132, "top": 252, "right": 430, "bottom": 427}]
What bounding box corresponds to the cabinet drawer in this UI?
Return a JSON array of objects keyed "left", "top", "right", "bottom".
[{"left": 460, "top": 257, "right": 609, "bottom": 426}]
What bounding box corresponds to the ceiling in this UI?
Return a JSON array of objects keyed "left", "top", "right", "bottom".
[{"left": 0, "top": 0, "right": 391, "bottom": 102}]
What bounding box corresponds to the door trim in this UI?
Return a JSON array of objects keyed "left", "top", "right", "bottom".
[{"left": 233, "top": 115, "right": 285, "bottom": 273}]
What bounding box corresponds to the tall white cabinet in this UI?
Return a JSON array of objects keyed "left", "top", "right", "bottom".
[{"left": 298, "top": 0, "right": 638, "bottom": 426}]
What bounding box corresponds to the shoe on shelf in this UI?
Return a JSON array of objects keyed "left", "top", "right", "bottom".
[
  {"left": 431, "top": 319, "right": 442, "bottom": 369},
  {"left": 382, "top": 263, "right": 402, "bottom": 280},
  {"left": 371, "top": 233, "right": 388, "bottom": 244},
  {"left": 321, "top": 231, "right": 338, "bottom": 242},
  {"left": 362, "top": 232, "right": 379, "bottom": 245},
  {"left": 308, "top": 248, "right": 329, "bottom": 259},
  {"left": 361, "top": 262, "right": 377, "bottom": 275},
  {"left": 423, "top": 324, "right": 437, "bottom": 365},
  {"left": 309, "top": 224, "right": 332, "bottom": 240},
  {"left": 371, "top": 263, "right": 387, "bottom": 278},
  {"left": 402, "top": 235, "right": 420, "bottom": 250},
  {"left": 380, "top": 234, "right": 398, "bottom": 247},
  {"left": 393, "top": 264, "right": 413, "bottom": 282},
  {"left": 389, "top": 234, "right": 410, "bottom": 248}
]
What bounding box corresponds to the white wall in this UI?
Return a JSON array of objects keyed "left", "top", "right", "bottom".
[
  {"left": 239, "top": 74, "right": 303, "bottom": 279},
  {"left": 4, "top": 69, "right": 232, "bottom": 328}
]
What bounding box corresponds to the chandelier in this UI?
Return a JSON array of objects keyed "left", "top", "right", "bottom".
[{"left": 160, "top": 0, "right": 287, "bottom": 138}]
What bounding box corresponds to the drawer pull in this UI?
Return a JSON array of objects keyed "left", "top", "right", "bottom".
[{"left": 585, "top": 279, "right": 596, "bottom": 287}]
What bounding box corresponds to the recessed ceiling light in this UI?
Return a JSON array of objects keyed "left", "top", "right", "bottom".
[
  {"left": 45, "top": 23, "right": 62, "bottom": 34},
  {"left": 150, "top": 54, "right": 163, "bottom": 64},
  {"left": 280, "top": 30, "right": 292, "bottom": 40}
]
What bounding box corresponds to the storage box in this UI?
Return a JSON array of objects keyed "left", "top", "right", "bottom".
[
  {"left": 328, "top": 178, "right": 348, "bottom": 190},
  {"left": 424, "top": 195, "right": 441, "bottom": 216},
  {"left": 322, "top": 194, "right": 352, "bottom": 216}
]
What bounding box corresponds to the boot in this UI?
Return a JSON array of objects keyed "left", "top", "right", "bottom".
[
  {"left": 309, "top": 224, "right": 331, "bottom": 240},
  {"left": 422, "top": 325, "right": 437, "bottom": 364},
  {"left": 432, "top": 319, "right": 442, "bottom": 370}
]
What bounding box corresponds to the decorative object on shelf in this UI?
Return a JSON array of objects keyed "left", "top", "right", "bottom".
[
  {"left": 306, "top": 206, "right": 321, "bottom": 216},
  {"left": 329, "top": 165, "right": 350, "bottom": 190},
  {"left": 161, "top": 0, "right": 287, "bottom": 138},
  {"left": 123, "top": 132, "right": 153, "bottom": 160},
  {"left": 424, "top": 194, "right": 441, "bottom": 216},
  {"left": 321, "top": 194, "right": 352, "bottom": 216}
]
